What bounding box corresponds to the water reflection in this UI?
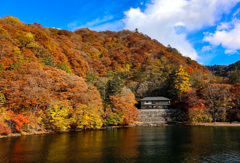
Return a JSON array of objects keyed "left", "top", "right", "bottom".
[{"left": 0, "top": 126, "right": 240, "bottom": 162}]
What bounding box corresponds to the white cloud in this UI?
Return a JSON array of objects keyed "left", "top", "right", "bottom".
[
  {"left": 204, "top": 19, "right": 240, "bottom": 54},
  {"left": 202, "top": 45, "right": 212, "bottom": 52},
  {"left": 225, "top": 49, "right": 238, "bottom": 54},
  {"left": 217, "top": 22, "right": 232, "bottom": 31},
  {"left": 123, "top": 0, "right": 240, "bottom": 60},
  {"left": 84, "top": 16, "right": 113, "bottom": 27},
  {"left": 51, "top": 27, "right": 61, "bottom": 30},
  {"left": 88, "top": 20, "right": 125, "bottom": 31},
  {"left": 68, "top": 16, "right": 114, "bottom": 31},
  {"left": 233, "top": 8, "right": 240, "bottom": 17}
]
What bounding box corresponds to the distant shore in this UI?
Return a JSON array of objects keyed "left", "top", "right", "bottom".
[
  {"left": 191, "top": 122, "right": 240, "bottom": 127},
  {"left": 1, "top": 122, "right": 240, "bottom": 139},
  {"left": 131, "top": 121, "right": 240, "bottom": 127}
]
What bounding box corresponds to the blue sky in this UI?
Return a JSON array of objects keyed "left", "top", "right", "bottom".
[{"left": 1, "top": 0, "right": 240, "bottom": 65}]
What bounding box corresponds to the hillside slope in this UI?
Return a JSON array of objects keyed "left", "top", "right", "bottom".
[
  {"left": 0, "top": 16, "right": 209, "bottom": 98},
  {"left": 207, "top": 61, "right": 240, "bottom": 84},
  {"left": 0, "top": 16, "right": 211, "bottom": 133}
]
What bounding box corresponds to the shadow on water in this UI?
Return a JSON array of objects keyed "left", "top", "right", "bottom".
[{"left": 0, "top": 126, "right": 240, "bottom": 162}]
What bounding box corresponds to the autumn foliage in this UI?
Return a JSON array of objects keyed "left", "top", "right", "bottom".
[
  {"left": 103, "top": 87, "right": 139, "bottom": 125},
  {"left": 1, "top": 16, "right": 239, "bottom": 134},
  {"left": 188, "top": 104, "right": 212, "bottom": 123}
]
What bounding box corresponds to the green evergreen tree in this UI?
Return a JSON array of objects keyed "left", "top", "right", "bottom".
[
  {"left": 229, "top": 70, "right": 240, "bottom": 84},
  {"left": 106, "top": 75, "right": 124, "bottom": 102}
]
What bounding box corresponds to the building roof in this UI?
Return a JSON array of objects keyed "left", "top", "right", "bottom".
[{"left": 141, "top": 97, "right": 171, "bottom": 101}]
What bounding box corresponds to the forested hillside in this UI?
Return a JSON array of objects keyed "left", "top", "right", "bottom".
[
  {"left": 1, "top": 16, "right": 239, "bottom": 135},
  {"left": 207, "top": 61, "right": 240, "bottom": 84}
]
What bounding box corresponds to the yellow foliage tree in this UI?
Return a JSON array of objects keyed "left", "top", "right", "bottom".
[
  {"left": 0, "top": 92, "right": 6, "bottom": 106},
  {"left": 0, "top": 107, "right": 11, "bottom": 134},
  {"left": 72, "top": 104, "right": 103, "bottom": 129},
  {"left": 173, "top": 65, "right": 191, "bottom": 100},
  {"left": 188, "top": 108, "right": 213, "bottom": 124},
  {"left": 4, "top": 16, "right": 21, "bottom": 25},
  {"left": 17, "top": 32, "right": 35, "bottom": 47},
  {"left": 48, "top": 104, "right": 72, "bottom": 131},
  {"left": 0, "top": 93, "right": 11, "bottom": 134}
]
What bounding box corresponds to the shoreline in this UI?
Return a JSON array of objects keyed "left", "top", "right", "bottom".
[
  {"left": 190, "top": 122, "right": 240, "bottom": 127},
  {"left": 1, "top": 122, "right": 240, "bottom": 139},
  {"left": 132, "top": 121, "right": 240, "bottom": 127},
  {"left": 0, "top": 126, "right": 126, "bottom": 139}
]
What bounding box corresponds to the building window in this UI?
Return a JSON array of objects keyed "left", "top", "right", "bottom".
[
  {"left": 144, "top": 101, "right": 152, "bottom": 104},
  {"left": 155, "top": 101, "right": 168, "bottom": 105}
]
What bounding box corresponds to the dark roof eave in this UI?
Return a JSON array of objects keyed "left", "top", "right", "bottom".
[
  {"left": 142, "top": 104, "right": 171, "bottom": 106},
  {"left": 141, "top": 97, "right": 171, "bottom": 101}
]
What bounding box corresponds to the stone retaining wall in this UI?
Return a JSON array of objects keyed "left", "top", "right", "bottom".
[{"left": 138, "top": 109, "right": 182, "bottom": 122}]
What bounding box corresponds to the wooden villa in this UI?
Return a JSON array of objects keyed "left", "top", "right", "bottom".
[{"left": 140, "top": 97, "right": 171, "bottom": 109}]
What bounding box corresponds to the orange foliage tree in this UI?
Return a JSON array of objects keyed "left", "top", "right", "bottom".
[{"left": 108, "top": 87, "right": 140, "bottom": 125}]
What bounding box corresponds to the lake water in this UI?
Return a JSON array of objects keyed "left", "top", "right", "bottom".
[{"left": 0, "top": 126, "right": 240, "bottom": 163}]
